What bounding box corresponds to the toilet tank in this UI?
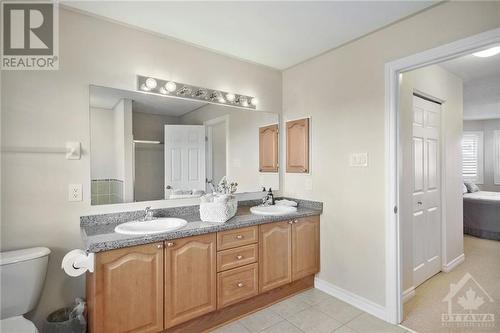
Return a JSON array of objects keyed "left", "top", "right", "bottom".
[{"left": 0, "top": 247, "right": 50, "bottom": 319}]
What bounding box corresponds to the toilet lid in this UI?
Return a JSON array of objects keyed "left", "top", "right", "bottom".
[{"left": 0, "top": 316, "right": 38, "bottom": 333}]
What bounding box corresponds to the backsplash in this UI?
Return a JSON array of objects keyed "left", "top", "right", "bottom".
[{"left": 91, "top": 179, "right": 124, "bottom": 205}]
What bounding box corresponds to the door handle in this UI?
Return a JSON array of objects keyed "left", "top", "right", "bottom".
[
  {"left": 417, "top": 201, "right": 423, "bottom": 205},
  {"left": 166, "top": 185, "right": 172, "bottom": 189}
]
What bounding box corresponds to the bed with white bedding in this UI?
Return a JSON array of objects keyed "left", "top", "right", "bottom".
[{"left": 463, "top": 191, "right": 500, "bottom": 240}]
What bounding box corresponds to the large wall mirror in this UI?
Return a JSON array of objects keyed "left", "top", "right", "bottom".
[{"left": 89, "top": 85, "right": 279, "bottom": 205}]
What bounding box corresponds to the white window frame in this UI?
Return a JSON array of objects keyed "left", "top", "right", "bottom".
[
  {"left": 494, "top": 130, "right": 500, "bottom": 185},
  {"left": 462, "top": 131, "right": 484, "bottom": 184}
]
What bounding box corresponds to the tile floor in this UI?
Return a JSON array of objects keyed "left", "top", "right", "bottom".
[{"left": 212, "top": 288, "right": 409, "bottom": 333}]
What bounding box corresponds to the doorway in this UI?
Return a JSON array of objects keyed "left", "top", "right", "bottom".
[{"left": 384, "top": 27, "right": 500, "bottom": 325}]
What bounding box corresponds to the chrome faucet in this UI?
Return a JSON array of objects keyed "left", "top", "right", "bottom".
[{"left": 142, "top": 206, "right": 155, "bottom": 221}]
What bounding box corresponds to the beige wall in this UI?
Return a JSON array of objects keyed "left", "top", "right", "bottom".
[
  {"left": 399, "top": 65, "right": 463, "bottom": 292},
  {"left": 0, "top": 8, "right": 281, "bottom": 327},
  {"left": 282, "top": 1, "right": 500, "bottom": 306},
  {"left": 463, "top": 119, "right": 500, "bottom": 191}
]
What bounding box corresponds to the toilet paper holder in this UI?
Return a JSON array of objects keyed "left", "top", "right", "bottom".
[{"left": 73, "top": 252, "right": 95, "bottom": 272}]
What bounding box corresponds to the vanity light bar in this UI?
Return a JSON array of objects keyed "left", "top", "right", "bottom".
[{"left": 137, "top": 75, "right": 258, "bottom": 110}]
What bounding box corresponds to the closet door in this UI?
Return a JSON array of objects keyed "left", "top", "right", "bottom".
[{"left": 412, "top": 95, "right": 441, "bottom": 287}]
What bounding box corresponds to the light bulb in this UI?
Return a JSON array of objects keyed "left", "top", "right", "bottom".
[
  {"left": 218, "top": 95, "right": 226, "bottom": 103},
  {"left": 159, "top": 87, "right": 168, "bottom": 94},
  {"left": 140, "top": 83, "right": 150, "bottom": 91},
  {"left": 145, "top": 77, "right": 157, "bottom": 89},
  {"left": 472, "top": 46, "right": 500, "bottom": 58},
  {"left": 250, "top": 97, "right": 259, "bottom": 106},
  {"left": 240, "top": 97, "right": 248, "bottom": 107},
  {"left": 165, "top": 81, "right": 177, "bottom": 92},
  {"left": 226, "top": 93, "right": 235, "bottom": 102}
]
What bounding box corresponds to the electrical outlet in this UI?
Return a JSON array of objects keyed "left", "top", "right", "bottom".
[{"left": 68, "top": 184, "right": 83, "bottom": 202}]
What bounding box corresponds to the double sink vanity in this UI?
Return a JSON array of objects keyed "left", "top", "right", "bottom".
[
  {"left": 81, "top": 199, "right": 322, "bottom": 333},
  {"left": 84, "top": 77, "right": 316, "bottom": 332}
]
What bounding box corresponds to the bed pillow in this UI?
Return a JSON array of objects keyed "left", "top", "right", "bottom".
[
  {"left": 462, "top": 183, "right": 468, "bottom": 194},
  {"left": 464, "top": 182, "right": 480, "bottom": 193}
]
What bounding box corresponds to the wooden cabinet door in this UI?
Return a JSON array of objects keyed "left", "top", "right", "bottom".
[
  {"left": 292, "top": 216, "right": 320, "bottom": 280},
  {"left": 87, "top": 243, "right": 163, "bottom": 333},
  {"left": 165, "top": 234, "right": 217, "bottom": 328},
  {"left": 259, "top": 124, "right": 279, "bottom": 172},
  {"left": 259, "top": 221, "right": 292, "bottom": 292},
  {"left": 286, "top": 118, "right": 309, "bottom": 173}
]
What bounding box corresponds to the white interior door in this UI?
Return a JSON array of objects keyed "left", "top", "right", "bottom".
[
  {"left": 412, "top": 95, "right": 442, "bottom": 287},
  {"left": 164, "top": 125, "right": 206, "bottom": 198}
]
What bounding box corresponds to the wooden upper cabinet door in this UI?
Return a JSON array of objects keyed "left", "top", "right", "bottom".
[
  {"left": 87, "top": 243, "right": 164, "bottom": 333},
  {"left": 259, "top": 221, "right": 292, "bottom": 293},
  {"left": 292, "top": 216, "right": 320, "bottom": 281},
  {"left": 165, "top": 234, "right": 217, "bottom": 328},
  {"left": 259, "top": 124, "right": 279, "bottom": 172},
  {"left": 286, "top": 118, "right": 309, "bottom": 173}
]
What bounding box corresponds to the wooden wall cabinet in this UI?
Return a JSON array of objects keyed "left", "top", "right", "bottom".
[
  {"left": 87, "top": 243, "right": 164, "bottom": 333},
  {"left": 259, "top": 124, "right": 279, "bottom": 172},
  {"left": 165, "top": 234, "right": 217, "bottom": 328},
  {"left": 286, "top": 118, "right": 309, "bottom": 173}
]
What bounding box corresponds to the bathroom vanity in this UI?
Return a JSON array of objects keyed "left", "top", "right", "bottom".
[{"left": 82, "top": 201, "right": 321, "bottom": 333}]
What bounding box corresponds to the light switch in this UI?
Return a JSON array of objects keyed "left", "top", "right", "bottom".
[
  {"left": 350, "top": 153, "right": 368, "bottom": 167},
  {"left": 68, "top": 184, "right": 83, "bottom": 201}
]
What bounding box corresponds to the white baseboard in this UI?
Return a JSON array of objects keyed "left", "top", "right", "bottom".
[
  {"left": 402, "top": 287, "right": 415, "bottom": 303},
  {"left": 442, "top": 253, "right": 465, "bottom": 273},
  {"left": 314, "top": 277, "right": 386, "bottom": 321}
]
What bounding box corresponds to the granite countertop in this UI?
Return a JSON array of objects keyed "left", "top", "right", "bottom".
[{"left": 81, "top": 198, "right": 322, "bottom": 253}]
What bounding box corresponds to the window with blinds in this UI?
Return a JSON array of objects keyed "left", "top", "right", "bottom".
[{"left": 462, "top": 131, "right": 484, "bottom": 184}]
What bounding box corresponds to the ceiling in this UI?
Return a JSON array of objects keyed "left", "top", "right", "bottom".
[
  {"left": 90, "top": 85, "right": 207, "bottom": 116},
  {"left": 440, "top": 46, "right": 500, "bottom": 120},
  {"left": 440, "top": 49, "right": 500, "bottom": 83},
  {"left": 63, "top": 1, "right": 436, "bottom": 70}
]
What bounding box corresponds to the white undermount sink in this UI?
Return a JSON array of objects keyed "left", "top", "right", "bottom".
[
  {"left": 250, "top": 205, "right": 297, "bottom": 216},
  {"left": 114, "top": 218, "right": 188, "bottom": 235}
]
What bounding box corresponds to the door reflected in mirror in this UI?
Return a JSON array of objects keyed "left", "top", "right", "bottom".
[{"left": 89, "top": 85, "right": 279, "bottom": 205}]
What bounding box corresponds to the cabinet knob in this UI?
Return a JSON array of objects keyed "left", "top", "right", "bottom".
[
  {"left": 156, "top": 244, "right": 163, "bottom": 249},
  {"left": 236, "top": 255, "right": 243, "bottom": 260},
  {"left": 167, "top": 242, "right": 175, "bottom": 247},
  {"left": 294, "top": 219, "right": 298, "bottom": 223},
  {"left": 288, "top": 221, "right": 293, "bottom": 224},
  {"left": 236, "top": 235, "right": 243, "bottom": 240},
  {"left": 237, "top": 282, "right": 244, "bottom": 288}
]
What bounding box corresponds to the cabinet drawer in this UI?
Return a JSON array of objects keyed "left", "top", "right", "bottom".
[
  {"left": 217, "top": 244, "right": 258, "bottom": 272},
  {"left": 217, "top": 263, "right": 258, "bottom": 309},
  {"left": 217, "top": 226, "right": 258, "bottom": 250}
]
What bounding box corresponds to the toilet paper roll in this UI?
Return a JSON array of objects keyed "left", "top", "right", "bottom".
[{"left": 62, "top": 249, "right": 94, "bottom": 277}]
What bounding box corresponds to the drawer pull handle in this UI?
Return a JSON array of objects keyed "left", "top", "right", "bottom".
[
  {"left": 236, "top": 255, "right": 243, "bottom": 260},
  {"left": 237, "top": 282, "right": 244, "bottom": 288},
  {"left": 167, "top": 242, "right": 175, "bottom": 247},
  {"left": 236, "top": 235, "right": 243, "bottom": 240}
]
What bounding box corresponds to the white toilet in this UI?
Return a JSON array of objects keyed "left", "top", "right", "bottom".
[{"left": 0, "top": 247, "right": 50, "bottom": 333}]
